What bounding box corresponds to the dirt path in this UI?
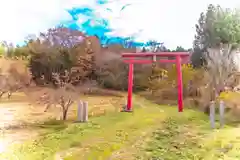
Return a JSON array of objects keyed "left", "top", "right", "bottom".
[
  {"left": 0, "top": 103, "right": 22, "bottom": 129},
  {"left": 0, "top": 102, "right": 48, "bottom": 153}
]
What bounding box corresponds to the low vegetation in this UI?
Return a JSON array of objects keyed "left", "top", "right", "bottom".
[{"left": 1, "top": 95, "right": 240, "bottom": 160}]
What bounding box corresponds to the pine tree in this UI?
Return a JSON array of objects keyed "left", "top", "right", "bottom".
[{"left": 192, "top": 4, "right": 217, "bottom": 67}]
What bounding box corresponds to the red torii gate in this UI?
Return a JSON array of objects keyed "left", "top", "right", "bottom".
[{"left": 122, "top": 52, "right": 190, "bottom": 112}]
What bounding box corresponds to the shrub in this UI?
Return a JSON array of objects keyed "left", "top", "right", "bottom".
[
  {"left": 133, "top": 64, "right": 151, "bottom": 91},
  {"left": 29, "top": 49, "right": 73, "bottom": 84},
  {"left": 96, "top": 59, "right": 152, "bottom": 91},
  {"left": 147, "top": 64, "right": 196, "bottom": 94},
  {"left": 96, "top": 59, "right": 128, "bottom": 90},
  {"left": 0, "top": 58, "right": 32, "bottom": 98},
  {"left": 28, "top": 40, "right": 96, "bottom": 85},
  {"left": 27, "top": 27, "right": 97, "bottom": 85},
  {"left": 144, "top": 63, "right": 210, "bottom": 107}
]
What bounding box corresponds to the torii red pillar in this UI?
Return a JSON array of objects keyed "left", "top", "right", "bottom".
[
  {"left": 126, "top": 61, "right": 134, "bottom": 111},
  {"left": 122, "top": 52, "right": 189, "bottom": 112},
  {"left": 176, "top": 55, "right": 183, "bottom": 112}
]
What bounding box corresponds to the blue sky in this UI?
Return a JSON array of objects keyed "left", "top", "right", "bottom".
[{"left": 1, "top": 0, "right": 240, "bottom": 49}]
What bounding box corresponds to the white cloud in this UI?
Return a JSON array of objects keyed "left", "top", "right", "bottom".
[
  {"left": 0, "top": 0, "right": 71, "bottom": 43},
  {"left": 0, "top": 0, "right": 240, "bottom": 49},
  {"left": 104, "top": 0, "right": 240, "bottom": 48}
]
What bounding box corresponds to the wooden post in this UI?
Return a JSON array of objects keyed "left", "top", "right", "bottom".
[
  {"left": 219, "top": 100, "right": 225, "bottom": 127},
  {"left": 210, "top": 101, "right": 215, "bottom": 129}
]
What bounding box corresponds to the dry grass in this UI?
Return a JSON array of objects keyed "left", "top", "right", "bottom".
[
  {"left": 66, "top": 94, "right": 126, "bottom": 119},
  {"left": 0, "top": 89, "right": 126, "bottom": 152},
  {"left": 0, "top": 90, "right": 126, "bottom": 128},
  {"left": 0, "top": 58, "right": 28, "bottom": 75}
]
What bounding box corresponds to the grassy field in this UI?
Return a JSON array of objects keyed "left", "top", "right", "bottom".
[{"left": 0, "top": 93, "right": 240, "bottom": 160}]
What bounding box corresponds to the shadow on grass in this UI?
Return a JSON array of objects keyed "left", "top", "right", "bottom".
[
  {"left": 224, "top": 116, "right": 240, "bottom": 127},
  {"left": 82, "top": 88, "right": 125, "bottom": 97},
  {"left": 32, "top": 119, "right": 68, "bottom": 131},
  {"left": 1, "top": 118, "right": 69, "bottom": 134}
]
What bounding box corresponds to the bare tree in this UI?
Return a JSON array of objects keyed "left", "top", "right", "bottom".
[
  {"left": 28, "top": 71, "right": 80, "bottom": 120},
  {"left": 0, "top": 74, "right": 21, "bottom": 98},
  {"left": 205, "top": 44, "right": 238, "bottom": 100}
]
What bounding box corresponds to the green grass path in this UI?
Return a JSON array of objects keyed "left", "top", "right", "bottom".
[{"left": 1, "top": 97, "right": 240, "bottom": 160}]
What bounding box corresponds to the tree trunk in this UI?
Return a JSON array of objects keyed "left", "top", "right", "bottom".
[
  {"left": 62, "top": 108, "right": 68, "bottom": 120},
  {"left": 7, "top": 92, "right": 12, "bottom": 99},
  {"left": 0, "top": 91, "right": 5, "bottom": 98}
]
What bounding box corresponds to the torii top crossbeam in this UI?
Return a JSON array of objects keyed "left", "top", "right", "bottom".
[
  {"left": 121, "top": 52, "right": 190, "bottom": 112},
  {"left": 122, "top": 52, "right": 189, "bottom": 57}
]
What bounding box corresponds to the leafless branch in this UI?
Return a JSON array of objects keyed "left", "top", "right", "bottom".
[
  {"left": 27, "top": 71, "right": 80, "bottom": 120},
  {"left": 205, "top": 43, "right": 237, "bottom": 98}
]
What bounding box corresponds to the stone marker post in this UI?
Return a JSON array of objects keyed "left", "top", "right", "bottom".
[
  {"left": 219, "top": 100, "right": 225, "bottom": 128},
  {"left": 77, "top": 101, "right": 88, "bottom": 122},
  {"left": 210, "top": 101, "right": 215, "bottom": 129},
  {"left": 77, "top": 101, "right": 83, "bottom": 122},
  {"left": 82, "top": 101, "right": 88, "bottom": 122}
]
